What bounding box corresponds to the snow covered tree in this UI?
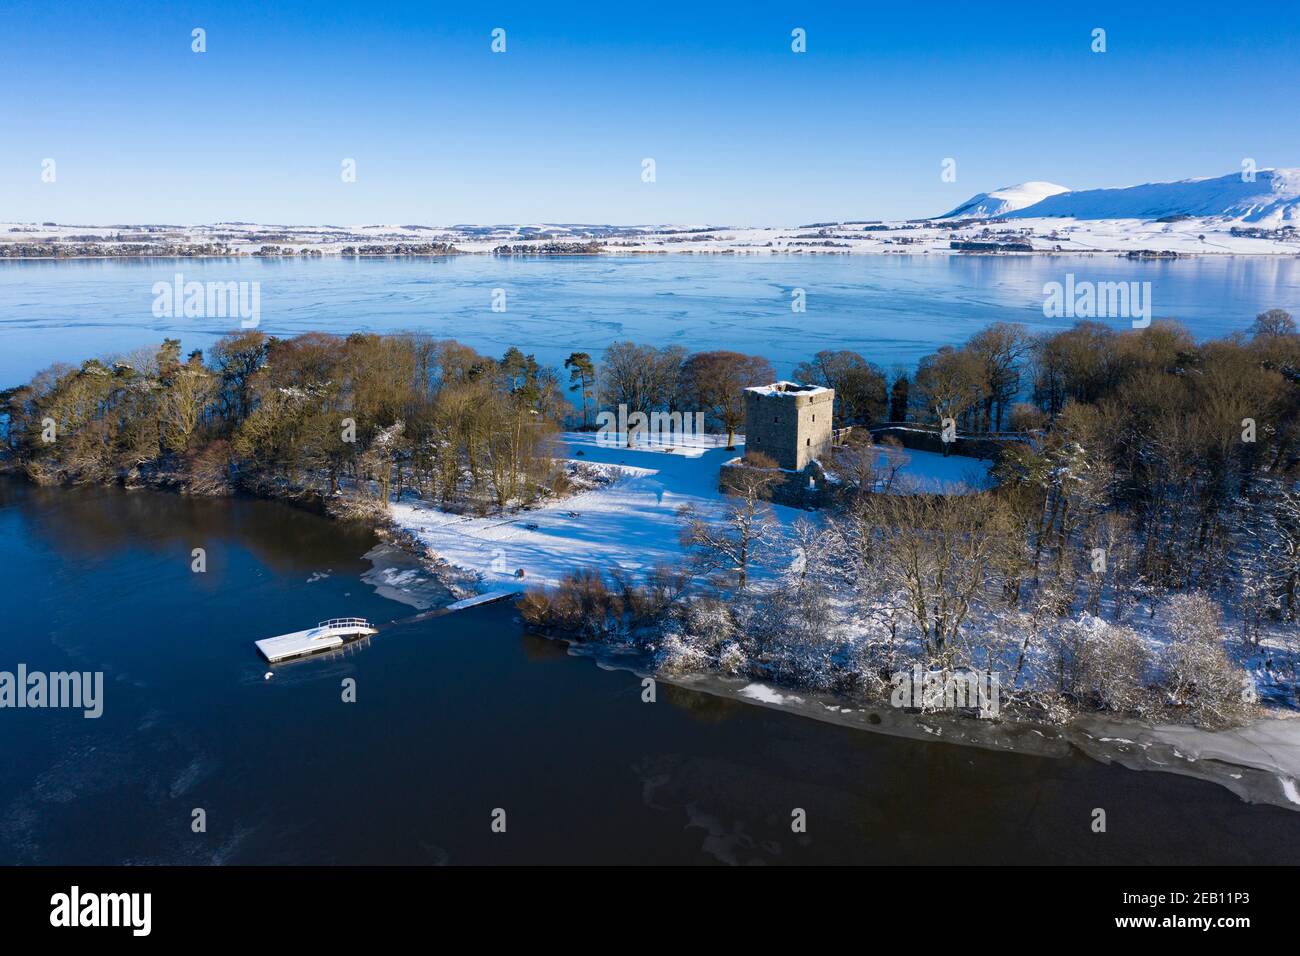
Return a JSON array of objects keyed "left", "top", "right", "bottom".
[
  {"left": 1161, "top": 592, "right": 1255, "bottom": 727},
  {"left": 680, "top": 454, "right": 781, "bottom": 592},
  {"left": 1071, "top": 621, "right": 1152, "bottom": 713},
  {"left": 848, "top": 491, "right": 1017, "bottom": 660}
]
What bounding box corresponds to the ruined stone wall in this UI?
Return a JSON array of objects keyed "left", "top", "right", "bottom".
[{"left": 718, "top": 460, "right": 827, "bottom": 510}]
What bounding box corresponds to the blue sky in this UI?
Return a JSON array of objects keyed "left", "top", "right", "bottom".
[{"left": 2, "top": 0, "right": 1298, "bottom": 225}]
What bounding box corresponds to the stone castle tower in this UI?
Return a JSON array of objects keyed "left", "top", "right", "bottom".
[{"left": 742, "top": 382, "right": 834, "bottom": 471}]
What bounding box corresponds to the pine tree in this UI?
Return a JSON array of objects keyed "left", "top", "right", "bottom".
[{"left": 563, "top": 352, "right": 595, "bottom": 427}]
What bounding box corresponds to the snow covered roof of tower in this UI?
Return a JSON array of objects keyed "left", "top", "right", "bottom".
[{"left": 745, "top": 381, "right": 831, "bottom": 397}]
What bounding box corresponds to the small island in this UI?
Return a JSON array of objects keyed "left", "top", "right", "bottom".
[{"left": 5, "top": 312, "right": 1298, "bottom": 755}]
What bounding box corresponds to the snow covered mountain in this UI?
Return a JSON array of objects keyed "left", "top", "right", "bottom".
[
  {"left": 1001, "top": 168, "right": 1300, "bottom": 224},
  {"left": 939, "top": 181, "right": 1070, "bottom": 219}
]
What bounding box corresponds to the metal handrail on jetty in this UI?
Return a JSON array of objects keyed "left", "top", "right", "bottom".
[{"left": 314, "top": 617, "right": 371, "bottom": 630}]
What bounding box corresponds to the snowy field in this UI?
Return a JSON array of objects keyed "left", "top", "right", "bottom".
[
  {"left": 389, "top": 433, "right": 992, "bottom": 591},
  {"left": 390, "top": 433, "right": 799, "bottom": 591},
  {"left": 5, "top": 215, "right": 1298, "bottom": 258},
  {"left": 8, "top": 168, "right": 1300, "bottom": 259},
  {"left": 866, "top": 445, "right": 994, "bottom": 494}
]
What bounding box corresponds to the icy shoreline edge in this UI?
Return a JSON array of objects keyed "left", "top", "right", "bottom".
[{"left": 554, "top": 636, "right": 1300, "bottom": 812}]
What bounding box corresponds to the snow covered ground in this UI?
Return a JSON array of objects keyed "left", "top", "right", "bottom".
[
  {"left": 8, "top": 165, "right": 1300, "bottom": 259},
  {"left": 940, "top": 181, "right": 1071, "bottom": 219},
  {"left": 390, "top": 433, "right": 795, "bottom": 591},
  {"left": 4, "top": 216, "right": 1295, "bottom": 257},
  {"left": 874, "top": 446, "right": 994, "bottom": 494},
  {"left": 388, "top": 433, "right": 993, "bottom": 591},
  {"left": 382, "top": 429, "right": 1300, "bottom": 803},
  {"left": 1001, "top": 168, "right": 1300, "bottom": 225}
]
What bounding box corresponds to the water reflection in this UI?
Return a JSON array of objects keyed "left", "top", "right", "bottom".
[
  {"left": 1, "top": 478, "right": 1298, "bottom": 864},
  {"left": 3, "top": 478, "right": 376, "bottom": 574}
]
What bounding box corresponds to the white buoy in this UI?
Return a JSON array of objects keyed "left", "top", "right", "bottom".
[{"left": 264, "top": 672, "right": 273, "bottom": 680}]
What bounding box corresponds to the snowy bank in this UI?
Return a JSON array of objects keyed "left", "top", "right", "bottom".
[
  {"left": 563, "top": 636, "right": 1300, "bottom": 812},
  {"left": 1071, "top": 715, "right": 1300, "bottom": 811},
  {"left": 878, "top": 447, "right": 994, "bottom": 494},
  {"left": 388, "top": 432, "right": 809, "bottom": 592},
  {"left": 389, "top": 433, "right": 999, "bottom": 591}
]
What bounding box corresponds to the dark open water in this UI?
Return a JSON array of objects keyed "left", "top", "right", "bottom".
[{"left": 1, "top": 477, "right": 1298, "bottom": 864}]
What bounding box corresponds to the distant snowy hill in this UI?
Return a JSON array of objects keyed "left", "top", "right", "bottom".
[
  {"left": 939, "top": 181, "right": 1070, "bottom": 219},
  {"left": 1001, "top": 168, "right": 1300, "bottom": 223}
]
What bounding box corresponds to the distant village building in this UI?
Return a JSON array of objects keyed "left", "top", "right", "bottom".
[{"left": 742, "top": 381, "right": 834, "bottom": 471}]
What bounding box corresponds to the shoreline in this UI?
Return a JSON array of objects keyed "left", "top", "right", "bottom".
[
  {"left": 552, "top": 631, "right": 1300, "bottom": 811},
  {"left": 2, "top": 248, "right": 1299, "bottom": 261},
  {"left": 4, "top": 465, "right": 1297, "bottom": 804}
]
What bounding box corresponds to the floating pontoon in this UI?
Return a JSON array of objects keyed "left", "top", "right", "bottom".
[{"left": 255, "top": 617, "right": 378, "bottom": 663}]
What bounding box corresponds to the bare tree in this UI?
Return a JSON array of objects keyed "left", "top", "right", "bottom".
[
  {"left": 681, "top": 350, "right": 774, "bottom": 449},
  {"left": 680, "top": 452, "right": 781, "bottom": 591},
  {"left": 911, "top": 346, "right": 987, "bottom": 452},
  {"left": 849, "top": 492, "right": 1017, "bottom": 660},
  {"left": 157, "top": 359, "right": 216, "bottom": 453},
  {"left": 793, "top": 349, "right": 887, "bottom": 425},
  {"left": 965, "top": 322, "right": 1031, "bottom": 431},
  {"left": 1251, "top": 308, "right": 1296, "bottom": 338},
  {"left": 828, "top": 434, "right": 910, "bottom": 498}
]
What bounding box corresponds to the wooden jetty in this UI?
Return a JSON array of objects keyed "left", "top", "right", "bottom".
[{"left": 385, "top": 591, "right": 516, "bottom": 628}]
